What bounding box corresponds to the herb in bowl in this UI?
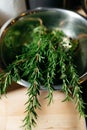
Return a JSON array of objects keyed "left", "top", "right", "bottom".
[{"left": 0, "top": 18, "right": 85, "bottom": 130}]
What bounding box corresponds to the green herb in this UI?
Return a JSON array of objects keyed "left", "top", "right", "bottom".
[{"left": 0, "top": 18, "right": 85, "bottom": 130}]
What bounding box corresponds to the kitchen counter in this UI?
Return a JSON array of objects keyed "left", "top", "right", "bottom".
[{"left": 0, "top": 88, "right": 86, "bottom": 130}]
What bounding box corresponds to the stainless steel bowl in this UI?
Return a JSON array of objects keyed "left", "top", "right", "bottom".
[{"left": 0, "top": 7, "right": 87, "bottom": 87}]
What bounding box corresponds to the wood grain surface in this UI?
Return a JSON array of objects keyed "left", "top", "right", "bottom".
[{"left": 0, "top": 87, "right": 86, "bottom": 130}]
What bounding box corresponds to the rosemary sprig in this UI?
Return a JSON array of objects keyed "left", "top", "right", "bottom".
[
  {"left": 58, "top": 45, "right": 72, "bottom": 100},
  {"left": 57, "top": 36, "right": 85, "bottom": 116},
  {"left": 68, "top": 59, "right": 85, "bottom": 116},
  {"left": 0, "top": 71, "right": 11, "bottom": 96},
  {"left": 23, "top": 25, "right": 48, "bottom": 129},
  {"left": 23, "top": 72, "right": 41, "bottom": 130},
  {"left": 44, "top": 37, "right": 57, "bottom": 104}
]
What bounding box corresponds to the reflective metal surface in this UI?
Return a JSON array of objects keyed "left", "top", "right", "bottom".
[{"left": 0, "top": 7, "right": 87, "bottom": 87}]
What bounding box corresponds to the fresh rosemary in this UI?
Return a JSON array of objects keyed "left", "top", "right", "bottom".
[{"left": 0, "top": 18, "right": 85, "bottom": 130}]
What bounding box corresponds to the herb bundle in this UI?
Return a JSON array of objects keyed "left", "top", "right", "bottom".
[{"left": 0, "top": 18, "right": 85, "bottom": 130}]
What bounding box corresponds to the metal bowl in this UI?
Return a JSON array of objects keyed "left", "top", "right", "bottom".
[{"left": 0, "top": 7, "right": 87, "bottom": 87}]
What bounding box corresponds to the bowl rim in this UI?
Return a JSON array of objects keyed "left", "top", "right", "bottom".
[{"left": 0, "top": 7, "right": 87, "bottom": 37}]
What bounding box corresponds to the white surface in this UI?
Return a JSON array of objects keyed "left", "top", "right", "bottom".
[{"left": 0, "top": 0, "right": 26, "bottom": 26}]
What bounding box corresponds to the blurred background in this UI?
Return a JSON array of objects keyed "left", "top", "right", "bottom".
[
  {"left": 0, "top": 0, "right": 87, "bottom": 27},
  {"left": 25, "top": 0, "right": 81, "bottom": 10}
]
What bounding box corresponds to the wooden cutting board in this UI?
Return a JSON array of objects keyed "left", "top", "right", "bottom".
[{"left": 0, "top": 87, "right": 86, "bottom": 130}]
